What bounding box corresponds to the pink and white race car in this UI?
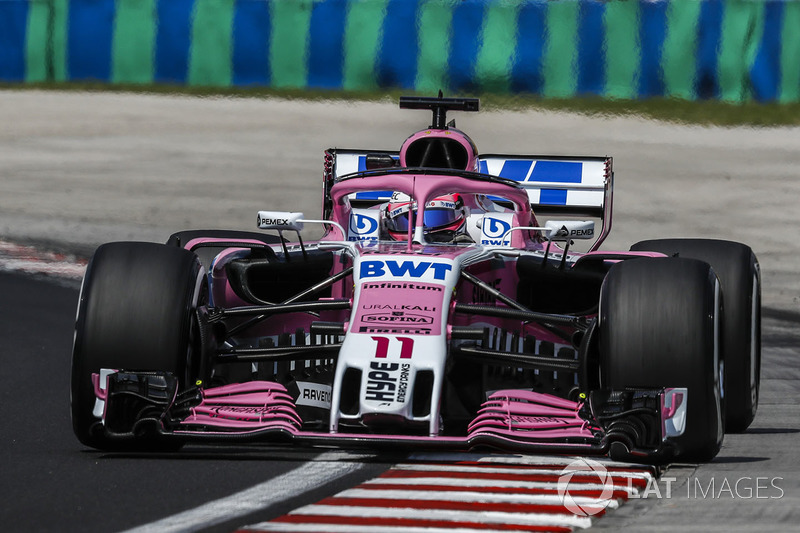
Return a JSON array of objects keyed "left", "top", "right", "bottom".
[{"left": 71, "top": 96, "right": 760, "bottom": 464}]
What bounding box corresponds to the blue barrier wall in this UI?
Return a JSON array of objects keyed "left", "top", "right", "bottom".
[{"left": 1, "top": 0, "right": 799, "bottom": 103}]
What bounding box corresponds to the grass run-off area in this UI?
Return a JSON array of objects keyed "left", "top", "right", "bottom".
[{"left": 4, "top": 82, "right": 800, "bottom": 127}]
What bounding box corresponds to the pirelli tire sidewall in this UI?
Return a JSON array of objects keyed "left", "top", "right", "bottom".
[
  {"left": 71, "top": 242, "right": 203, "bottom": 450},
  {"left": 631, "top": 238, "right": 761, "bottom": 433},
  {"left": 599, "top": 257, "right": 723, "bottom": 463}
]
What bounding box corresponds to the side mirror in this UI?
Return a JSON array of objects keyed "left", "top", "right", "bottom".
[
  {"left": 544, "top": 220, "right": 595, "bottom": 241},
  {"left": 257, "top": 211, "right": 305, "bottom": 231}
]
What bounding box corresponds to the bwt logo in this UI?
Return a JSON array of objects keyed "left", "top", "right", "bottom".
[
  {"left": 349, "top": 214, "right": 378, "bottom": 236},
  {"left": 483, "top": 218, "right": 511, "bottom": 239},
  {"left": 360, "top": 260, "right": 452, "bottom": 280},
  {"left": 481, "top": 217, "right": 511, "bottom": 245}
]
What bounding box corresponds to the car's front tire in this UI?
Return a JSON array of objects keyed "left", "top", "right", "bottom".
[
  {"left": 71, "top": 242, "right": 203, "bottom": 450},
  {"left": 599, "top": 257, "right": 723, "bottom": 462}
]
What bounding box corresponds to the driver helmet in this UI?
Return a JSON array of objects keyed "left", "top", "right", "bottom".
[{"left": 384, "top": 192, "right": 466, "bottom": 242}]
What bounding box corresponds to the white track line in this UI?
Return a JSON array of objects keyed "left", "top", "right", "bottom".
[
  {"left": 289, "top": 505, "right": 592, "bottom": 529},
  {"left": 337, "top": 487, "right": 622, "bottom": 509},
  {"left": 247, "top": 525, "right": 566, "bottom": 533},
  {"left": 120, "top": 452, "right": 367, "bottom": 533},
  {"left": 361, "top": 475, "right": 640, "bottom": 495}
]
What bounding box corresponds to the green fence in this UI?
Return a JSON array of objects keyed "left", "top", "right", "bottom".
[{"left": 1, "top": 0, "right": 798, "bottom": 102}]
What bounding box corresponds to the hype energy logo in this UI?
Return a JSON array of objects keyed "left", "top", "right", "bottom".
[
  {"left": 348, "top": 213, "right": 379, "bottom": 241},
  {"left": 365, "top": 336, "right": 413, "bottom": 403},
  {"left": 359, "top": 259, "right": 453, "bottom": 282}
]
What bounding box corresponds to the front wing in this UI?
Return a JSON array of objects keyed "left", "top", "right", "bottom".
[{"left": 92, "top": 371, "right": 687, "bottom": 464}]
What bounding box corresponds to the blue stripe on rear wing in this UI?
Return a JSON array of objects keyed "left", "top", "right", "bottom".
[{"left": 478, "top": 155, "right": 612, "bottom": 214}]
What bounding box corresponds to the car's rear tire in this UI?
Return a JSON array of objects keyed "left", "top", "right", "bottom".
[
  {"left": 71, "top": 242, "right": 204, "bottom": 450},
  {"left": 631, "top": 239, "right": 760, "bottom": 432},
  {"left": 599, "top": 257, "right": 723, "bottom": 462}
]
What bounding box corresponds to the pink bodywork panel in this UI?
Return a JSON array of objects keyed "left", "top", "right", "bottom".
[{"left": 352, "top": 281, "right": 446, "bottom": 336}]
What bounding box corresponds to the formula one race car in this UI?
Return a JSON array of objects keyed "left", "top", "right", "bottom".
[{"left": 71, "top": 96, "right": 761, "bottom": 464}]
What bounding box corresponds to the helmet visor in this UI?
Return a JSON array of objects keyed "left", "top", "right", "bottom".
[
  {"left": 388, "top": 208, "right": 459, "bottom": 233},
  {"left": 422, "top": 208, "right": 459, "bottom": 230}
]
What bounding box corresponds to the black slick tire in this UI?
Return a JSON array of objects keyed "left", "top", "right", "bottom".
[
  {"left": 71, "top": 242, "right": 203, "bottom": 450},
  {"left": 599, "top": 257, "right": 723, "bottom": 462}
]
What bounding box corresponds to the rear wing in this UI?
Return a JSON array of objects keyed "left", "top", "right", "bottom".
[
  {"left": 322, "top": 149, "right": 614, "bottom": 250},
  {"left": 479, "top": 154, "right": 614, "bottom": 251},
  {"left": 478, "top": 155, "right": 612, "bottom": 216}
]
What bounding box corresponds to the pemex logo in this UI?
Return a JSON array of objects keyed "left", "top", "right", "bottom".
[{"left": 557, "top": 458, "right": 616, "bottom": 516}]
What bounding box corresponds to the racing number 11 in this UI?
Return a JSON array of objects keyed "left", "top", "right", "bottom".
[{"left": 371, "top": 336, "right": 414, "bottom": 359}]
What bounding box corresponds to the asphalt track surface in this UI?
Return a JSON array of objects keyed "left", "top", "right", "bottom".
[
  {"left": 0, "top": 273, "right": 391, "bottom": 533},
  {"left": 1, "top": 91, "right": 799, "bottom": 531}
]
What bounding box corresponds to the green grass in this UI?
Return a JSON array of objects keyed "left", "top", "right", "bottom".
[{"left": 3, "top": 81, "right": 800, "bottom": 127}]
